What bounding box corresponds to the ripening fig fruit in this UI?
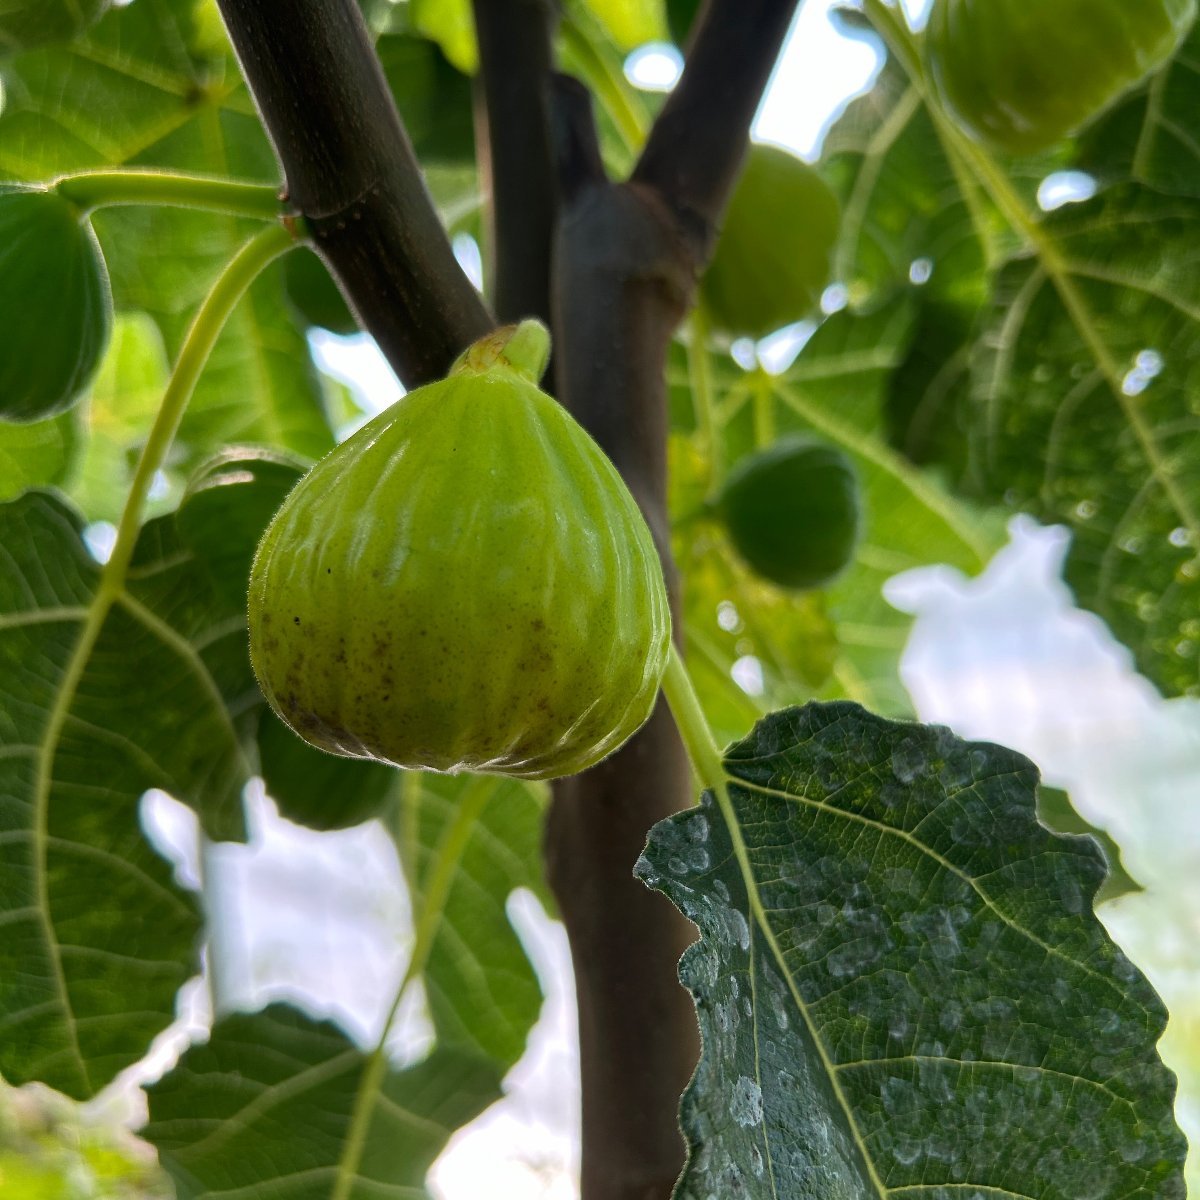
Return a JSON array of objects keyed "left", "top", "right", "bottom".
[
  {"left": 249, "top": 320, "right": 672, "bottom": 780},
  {"left": 0, "top": 187, "right": 112, "bottom": 423},
  {"left": 0, "top": 0, "right": 110, "bottom": 53},
  {"left": 718, "top": 436, "right": 860, "bottom": 590},
  {"left": 701, "top": 144, "right": 840, "bottom": 339},
  {"left": 927, "top": 0, "right": 1196, "bottom": 154}
]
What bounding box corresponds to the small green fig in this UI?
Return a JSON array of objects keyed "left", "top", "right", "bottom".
[
  {"left": 718, "top": 436, "right": 860, "bottom": 590},
  {"left": 701, "top": 144, "right": 840, "bottom": 339},
  {"left": 0, "top": 187, "right": 112, "bottom": 423},
  {"left": 0, "top": 0, "right": 110, "bottom": 53},
  {"left": 248, "top": 320, "right": 671, "bottom": 780}
]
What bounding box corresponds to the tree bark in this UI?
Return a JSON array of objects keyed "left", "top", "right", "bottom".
[
  {"left": 216, "top": 0, "right": 490, "bottom": 385},
  {"left": 544, "top": 4, "right": 800, "bottom": 1192},
  {"left": 547, "top": 139, "right": 701, "bottom": 1200},
  {"left": 471, "top": 0, "right": 560, "bottom": 326}
]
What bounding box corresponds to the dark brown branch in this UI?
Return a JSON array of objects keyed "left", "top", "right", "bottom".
[
  {"left": 215, "top": 0, "right": 491, "bottom": 385},
  {"left": 471, "top": 0, "right": 559, "bottom": 325},
  {"left": 547, "top": 165, "right": 700, "bottom": 1200},
  {"left": 547, "top": 9, "right": 803, "bottom": 1195},
  {"left": 633, "top": 0, "right": 800, "bottom": 262}
]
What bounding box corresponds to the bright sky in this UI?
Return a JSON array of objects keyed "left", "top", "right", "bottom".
[{"left": 114, "top": 3, "right": 1200, "bottom": 1194}]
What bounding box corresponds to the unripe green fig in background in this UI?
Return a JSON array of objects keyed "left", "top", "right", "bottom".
[
  {"left": 249, "top": 320, "right": 672, "bottom": 780},
  {"left": 700, "top": 144, "right": 840, "bottom": 339},
  {"left": 927, "top": 0, "right": 1196, "bottom": 155},
  {"left": 0, "top": 188, "right": 112, "bottom": 423},
  {"left": 717, "top": 436, "right": 860, "bottom": 591},
  {"left": 0, "top": 0, "right": 110, "bottom": 52}
]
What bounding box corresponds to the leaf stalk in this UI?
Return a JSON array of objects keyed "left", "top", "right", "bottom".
[{"left": 54, "top": 170, "right": 285, "bottom": 220}]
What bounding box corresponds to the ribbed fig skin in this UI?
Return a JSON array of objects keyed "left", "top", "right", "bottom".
[
  {"left": 249, "top": 350, "right": 671, "bottom": 780},
  {"left": 928, "top": 0, "right": 1197, "bottom": 154}
]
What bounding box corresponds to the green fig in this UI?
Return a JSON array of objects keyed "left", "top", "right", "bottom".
[
  {"left": 701, "top": 144, "right": 840, "bottom": 339},
  {"left": 0, "top": 0, "right": 110, "bottom": 53},
  {"left": 0, "top": 187, "right": 112, "bottom": 423},
  {"left": 248, "top": 320, "right": 671, "bottom": 780},
  {"left": 718, "top": 436, "right": 860, "bottom": 590},
  {"left": 927, "top": 0, "right": 1196, "bottom": 154}
]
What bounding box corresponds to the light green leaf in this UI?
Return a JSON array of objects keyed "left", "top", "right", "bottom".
[
  {"left": 970, "top": 183, "right": 1200, "bottom": 698},
  {"left": 579, "top": 0, "right": 668, "bottom": 50},
  {"left": 0, "top": 489, "right": 252, "bottom": 1099},
  {"left": 0, "top": 411, "right": 76, "bottom": 501},
  {"left": 638, "top": 703, "right": 1187, "bottom": 1198},
  {"left": 410, "top": 0, "right": 476, "bottom": 74},
  {"left": 255, "top": 748, "right": 550, "bottom": 1073},
  {"left": 396, "top": 773, "right": 549, "bottom": 1071},
  {"left": 67, "top": 312, "right": 172, "bottom": 523},
  {"left": 144, "top": 1004, "right": 502, "bottom": 1200}
]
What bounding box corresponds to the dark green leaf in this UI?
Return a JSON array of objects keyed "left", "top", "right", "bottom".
[
  {"left": 376, "top": 32, "right": 474, "bottom": 163},
  {"left": 1037, "top": 785, "right": 1141, "bottom": 905},
  {"left": 770, "top": 307, "right": 1003, "bottom": 713},
  {"left": 883, "top": 295, "right": 975, "bottom": 471},
  {"left": 639, "top": 703, "right": 1186, "bottom": 1198},
  {"left": 0, "top": 490, "right": 251, "bottom": 1099},
  {"left": 144, "top": 1004, "right": 502, "bottom": 1199},
  {"left": 177, "top": 446, "right": 306, "bottom": 611},
  {"left": 283, "top": 248, "right": 359, "bottom": 336},
  {"left": 821, "top": 55, "right": 998, "bottom": 311},
  {"left": 1079, "top": 20, "right": 1200, "bottom": 197},
  {"left": 257, "top": 717, "right": 395, "bottom": 832}
]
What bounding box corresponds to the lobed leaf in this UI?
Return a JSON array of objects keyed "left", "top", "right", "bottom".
[
  {"left": 144, "top": 1004, "right": 501, "bottom": 1200},
  {"left": 639, "top": 703, "right": 1187, "bottom": 1198},
  {"left": 0, "top": 490, "right": 249, "bottom": 1098},
  {"left": 395, "top": 772, "right": 549, "bottom": 1072},
  {"left": 970, "top": 183, "right": 1200, "bottom": 698}
]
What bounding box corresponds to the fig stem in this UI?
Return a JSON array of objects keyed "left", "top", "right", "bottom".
[{"left": 53, "top": 169, "right": 285, "bottom": 221}]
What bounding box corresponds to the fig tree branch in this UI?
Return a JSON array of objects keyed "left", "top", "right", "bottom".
[
  {"left": 547, "top": 68, "right": 699, "bottom": 1200},
  {"left": 471, "top": 0, "right": 559, "bottom": 325},
  {"left": 633, "top": 0, "right": 801, "bottom": 262},
  {"left": 547, "top": 10, "right": 803, "bottom": 1195},
  {"left": 215, "top": 0, "right": 491, "bottom": 385}
]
